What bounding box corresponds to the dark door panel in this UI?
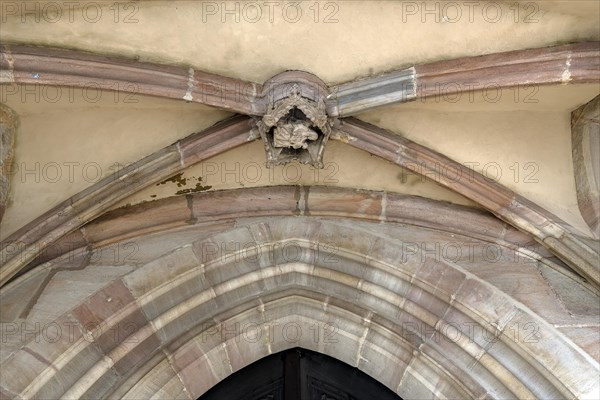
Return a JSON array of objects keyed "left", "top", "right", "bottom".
[{"left": 199, "top": 348, "right": 402, "bottom": 400}]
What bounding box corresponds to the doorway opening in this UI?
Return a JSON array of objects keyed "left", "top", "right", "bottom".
[{"left": 199, "top": 347, "right": 403, "bottom": 400}]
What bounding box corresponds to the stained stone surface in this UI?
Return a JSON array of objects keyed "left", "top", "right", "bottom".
[
  {"left": 1, "top": 209, "right": 598, "bottom": 399},
  {"left": 0, "top": 3, "right": 598, "bottom": 398},
  {"left": 0, "top": 104, "right": 17, "bottom": 223}
]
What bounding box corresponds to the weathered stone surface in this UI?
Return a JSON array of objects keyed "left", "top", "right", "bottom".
[
  {"left": 85, "top": 195, "right": 192, "bottom": 246},
  {"left": 340, "top": 117, "right": 600, "bottom": 290},
  {"left": 1, "top": 213, "right": 597, "bottom": 399},
  {"left": 454, "top": 278, "right": 519, "bottom": 331},
  {"left": 168, "top": 339, "right": 222, "bottom": 398},
  {"left": 486, "top": 335, "right": 565, "bottom": 399},
  {"left": 412, "top": 258, "right": 467, "bottom": 300},
  {"left": 191, "top": 186, "right": 297, "bottom": 220},
  {"left": 0, "top": 267, "right": 49, "bottom": 323},
  {"left": 34, "top": 342, "right": 106, "bottom": 400},
  {"left": 470, "top": 261, "right": 581, "bottom": 326},
  {"left": 539, "top": 266, "right": 600, "bottom": 319},
  {"left": 93, "top": 224, "right": 229, "bottom": 267},
  {"left": 0, "top": 347, "right": 52, "bottom": 397},
  {"left": 360, "top": 325, "right": 412, "bottom": 387},
  {"left": 71, "top": 280, "right": 159, "bottom": 374},
  {"left": 0, "top": 116, "right": 252, "bottom": 287},
  {"left": 305, "top": 186, "right": 383, "bottom": 218},
  {"left": 385, "top": 192, "right": 505, "bottom": 241},
  {"left": 572, "top": 95, "right": 600, "bottom": 238},
  {"left": 123, "top": 245, "right": 202, "bottom": 301},
  {"left": 501, "top": 309, "right": 600, "bottom": 399},
  {"left": 1, "top": 323, "right": 106, "bottom": 399},
  {"left": 558, "top": 326, "right": 600, "bottom": 362},
  {"left": 0, "top": 104, "right": 17, "bottom": 223},
  {"left": 2, "top": 45, "right": 260, "bottom": 115},
  {"left": 27, "top": 229, "right": 88, "bottom": 271},
  {"left": 75, "top": 364, "right": 122, "bottom": 400},
  {"left": 27, "top": 266, "right": 135, "bottom": 326},
  {"left": 397, "top": 354, "right": 471, "bottom": 399},
  {"left": 1, "top": 11, "right": 599, "bottom": 399},
  {"left": 122, "top": 358, "right": 191, "bottom": 400},
  {"left": 178, "top": 116, "right": 255, "bottom": 166},
  {"left": 223, "top": 330, "right": 271, "bottom": 374},
  {"left": 420, "top": 340, "right": 501, "bottom": 399}
]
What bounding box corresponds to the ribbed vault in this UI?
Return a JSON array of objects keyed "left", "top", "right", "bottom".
[
  {"left": 1, "top": 188, "right": 598, "bottom": 399},
  {"left": 2, "top": 110, "right": 599, "bottom": 289},
  {"left": 0, "top": 3, "right": 598, "bottom": 398}
]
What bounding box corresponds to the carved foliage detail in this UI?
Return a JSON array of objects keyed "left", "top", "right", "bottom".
[{"left": 257, "top": 84, "right": 333, "bottom": 168}]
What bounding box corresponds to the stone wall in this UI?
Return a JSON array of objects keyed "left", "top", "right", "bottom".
[{"left": 0, "top": 104, "right": 17, "bottom": 222}]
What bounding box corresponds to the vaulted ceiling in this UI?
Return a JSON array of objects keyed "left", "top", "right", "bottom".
[{"left": 0, "top": 1, "right": 599, "bottom": 399}]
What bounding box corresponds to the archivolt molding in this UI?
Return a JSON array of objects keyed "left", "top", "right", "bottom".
[
  {"left": 0, "top": 216, "right": 598, "bottom": 399},
  {"left": 19, "top": 186, "right": 550, "bottom": 274}
]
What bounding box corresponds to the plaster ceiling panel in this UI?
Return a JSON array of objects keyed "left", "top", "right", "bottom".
[
  {"left": 535, "top": 0, "right": 600, "bottom": 18},
  {"left": 0, "top": 1, "right": 598, "bottom": 85},
  {"left": 394, "top": 84, "right": 600, "bottom": 113},
  {"left": 110, "top": 139, "right": 478, "bottom": 210},
  {"left": 0, "top": 88, "right": 231, "bottom": 239},
  {"left": 358, "top": 88, "right": 599, "bottom": 235}
]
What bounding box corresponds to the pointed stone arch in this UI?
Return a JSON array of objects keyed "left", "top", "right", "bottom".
[{"left": 1, "top": 189, "right": 597, "bottom": 399}]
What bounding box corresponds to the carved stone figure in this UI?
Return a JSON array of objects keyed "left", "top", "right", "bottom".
[
  {"left": 256, "top": 83, "right": 335, "bottom": 168},
  {"left": 273, "top": 121, "right": 319, "bottom": 149}
]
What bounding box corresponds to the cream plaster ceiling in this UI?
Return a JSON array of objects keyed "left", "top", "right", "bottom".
[
  {"left": 1, "top": 4, "right": 600, "bottom": 400},
  {"left": 0, "top": 89, "right": 231, "bottom": 238},
  {"left": 359, "top": 84, "right": 600, "bottom": 236},
  {"left": 1, "top": 83, "right": 598, "bottom": 238},
  {"left": 1, "top": 1, "right": 598, "bottom": 84}
]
